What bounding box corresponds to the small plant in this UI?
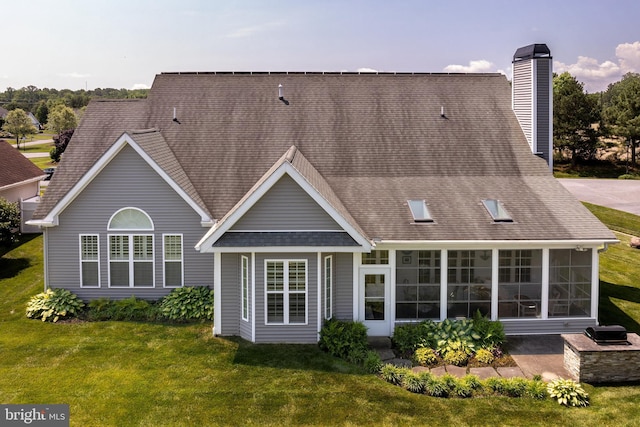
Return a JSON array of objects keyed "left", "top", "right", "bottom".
[
  {"left": 474, "top": 348, "right": 495, "bottom": 364},
  {"left": 380, "top": 364, "right": 407, "bottom": 386},
  {"left": 526, "top": 379, "right": 548, "bottom": 399},
  {"left": 159, "top": 286, "right": 214, "bottom": 321},
  {"left": 402, "top": 371, "right": 425, "bottom": 394},
  {"left": 501, "top": 377, "right": 529, "bottom": 398},
  {"left": 26, "top": 288, "right": 85, "bottom": 322},
  {"left": 392, "top": 321, "right": 435, "bottom": 354},
  {"left": 319, "top": 318, "right": 368, "bottom": 360},
  {"left": 547, "top": 378, "right": 590, "bottom": 407},
  {"left": 440, "top": 340, "right": 472, "bottom": 366},
  {"left": 413, "top": 346, "right": 438, "bottom": 366},
  {"left": 471, "top": 310, "right": 506, "bottom": 348},
  {"left": 423, "top": 374, "right": 449, "bottom": 398},
  {"left": 363, "top": 350, "right": 383, "bottom": 374}
]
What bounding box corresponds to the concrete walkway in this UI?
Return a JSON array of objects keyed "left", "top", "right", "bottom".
[{"left": 559, "top": 178, "right": 640, "bottom": 216}]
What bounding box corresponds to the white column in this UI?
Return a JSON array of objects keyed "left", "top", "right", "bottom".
[
  {"left": 317, "top": 252, "right": 322, "bottom": 338},
  {"left": 251, "top": 252, "right": 256, "bottom": 342},
  {"left": 541, "top": 248, "right": 550, "bottom": 319},
  {"left": 213, "top": 252, "right": 222, "bottom": 336},
  {"left": 591, "top": 248, "right": 599, "bottom": 321},
  {"left": 491, "top": 248, "right": 499, "bottom": 320},
  {"left": 440, "top": 249, "right": 448, "bottom": 320}
]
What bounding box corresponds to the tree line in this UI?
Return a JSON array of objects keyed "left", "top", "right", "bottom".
[{"left": 554, "top": 72, "right": 640, "bottom": 168}]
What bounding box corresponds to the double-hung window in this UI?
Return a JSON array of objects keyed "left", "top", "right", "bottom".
[
  {"left": 108, "top": 208, "right": 155, "bottom": 288},
  {"left": 265, "top": 260, "right": 307, "bottom": 324},
  {"left": 163, "top": 234, "right": 183, "bottom": 287},
  {"left": 80, "top": 234, "right": 100, "bottom": 287}
]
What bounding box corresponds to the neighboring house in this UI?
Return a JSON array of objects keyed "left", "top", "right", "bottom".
[
  {"left": 30, "top": 44, "right": 617, "bottom": 343},
  {"left": 0, "top": 106, "right": 8, "bottom": 119},
  {"left": 27, "top": 112, "right": 42, "bottom": 131},
  {"left": 0, "top": 140, "right": 46, "bottom": 233}
]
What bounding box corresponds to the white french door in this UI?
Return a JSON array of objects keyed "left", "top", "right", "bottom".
[{"left": 359, "top": 267, "right": 391, "bottom": 336}]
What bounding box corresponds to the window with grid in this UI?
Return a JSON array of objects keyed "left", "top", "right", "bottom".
[
  {"left": 80, "top": 235, "right": 99, "bottom": 287},
  {"left": 447, "top": 250, "right": 492, "bottom": 318},
  {"left": 324, "top": 256, "right": 332, "bottom": 319},
  {"left": 396, "top": 250, "right": 441, "bottom": 319},
  {"left": 266, "top": 260, "right": 307, "bottom": 324},
  {"left": 241, "top": 256, "right": 249, "bottom": 321},
  {"left": 109, "top": 234, "right": 154, "bottom": 287},
  {"left": 362, "top": 250, "right": 389, "bottom": 265},
  {"left": 498, "top": 250, "right": 542, "bottom": 318},
  {"left": 163, "top": 235, "right": 183, "bottom": 288}
]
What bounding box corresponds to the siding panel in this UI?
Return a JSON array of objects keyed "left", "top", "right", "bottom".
[
  {"left": 232, "top": 175, "right": 341, "bottom": 231},
  {"left": 333, "top": 252, "right": 354, "bottom": 320},
  {"left": 46, "top": 144, "right": 214, "bottom": 300},
  {"left": 220, "top": 253, "right": 240, "bottom": 335}
]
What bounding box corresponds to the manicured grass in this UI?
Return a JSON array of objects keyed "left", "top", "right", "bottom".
[
  {"left": 583, "top": 202, "right": 640, "bottom": 236},
  {"left": 3, "top": 234, "right": 640, "bottom": 425},
  {"left": 17, "top": 142, "right": 54, "bottom": 153}
]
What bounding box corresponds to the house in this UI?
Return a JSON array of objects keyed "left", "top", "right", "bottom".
[
  {"left": 30, "top": 44, "right": 618, "bottom": 343},
  {"left": 0, "top": 140, "right": 46, "bottom": 233}
]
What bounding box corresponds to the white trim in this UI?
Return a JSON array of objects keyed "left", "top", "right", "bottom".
[
  {"left": 162, "top": 234, "right": 184, "bottom": 288},
  {"left": 79, "top": 234, "right": 100, "bottom": 288},
  {"left": 251, "top": 252, "right": 256, "bottom": 342},
  {"left": 591, "top": 247, "right": 599, "bottom": 322},
  {"left": 532, "top": 59, "right": 538, "bottom": 155},
  {"left": 352, "top": 252, "right": 359, "bottom": 321},
  {"left": 108, "top": 207, "right": 155, "bottom": 231},
  {"left": 107, "top": 233, "right": 155, "bottom": 288},
  {"left": 264, "top": 259, "right": 308, "bottom": 325},
  {"left": 241, "top": 255, "right": 249, "bottom": 321},
  {"left": 204, "top": 246, "right": 367, "bottom": 253},
  {"left": 0, "top": 175, "right": 46, "bottom": 192},
  {"left": 317, "top": 252, "right": 322, "bottom": 338},
  {"left": 439, "top": 249, "right": 448, "bottom": 320},
  {"left": 213, "top": 252, "right": 222, "bottom": 336},
  {"left": 43, "top": 230, "right": 49, "bottom": 291},
  {"left": 541, "top": 248, "right": 550, "bottom": 319},
  {"left": 195, "top": 162, "right": 371, "bottom": 252},
  {"left": 374, "top": 239, "right": 617, "bottom": 248},
  {"left": 490, "top": 248, "right": 499, "bottom": 320},
  {"left": 38, "top": 133, "right": 214, "bottom": 227}
]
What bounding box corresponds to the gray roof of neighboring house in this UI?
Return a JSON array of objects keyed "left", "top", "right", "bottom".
[
  {"left": 33, "top": 72, "right": 616, "bottom": 242},
  {"left": 0, "top": 140, "right": 46, "bottom": 189}
]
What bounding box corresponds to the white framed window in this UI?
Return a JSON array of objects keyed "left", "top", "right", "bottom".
[
  {"left": 324, "top": 256, "right": 332, "bottom": 319},
  {"left": 163, "top": 234, "right": 183, "bottom": 288},
  {"left": 265, "top": 260, "right": 307, "bottom": 324},
  {"left": 108, "top": 234, "right": 154, "bottom": 287},
  {"left": 241, "top": 256, "right": 249, "bottom": 321},
  {"left": 79, "top": 234, "right": 100, "bottom": 287}
]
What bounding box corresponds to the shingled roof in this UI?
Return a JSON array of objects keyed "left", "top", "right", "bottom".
[
  {"left": 34, "top": 72, "right": 615, "bottom": 242},
  {"left": 0, "top": 140, "right": 46, "bottom": 190}
]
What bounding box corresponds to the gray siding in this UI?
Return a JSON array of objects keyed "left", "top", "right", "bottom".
[
  {"left": 231, "top": 175, "right": 341, "bottom": 231},
  {"left": 46, "top": 144, "right": 213, "bottom": 300},
  {"left": 220, "top": 253, "right": 241, "bottom": 336},
  {"left": 502, "top": 318, "right": 596, "bottom": 335},
  {"left": 536, "top": 58, "right": 552, "bottom": 165},
  {"left": 254, "top": 253, "right": 318, "bottom": 343},
  {"left": 512, "top": 60, "right": 533, "bottom": 149},
  {"left": 333, "top": 252, "right": 354, "bottom": 320}
]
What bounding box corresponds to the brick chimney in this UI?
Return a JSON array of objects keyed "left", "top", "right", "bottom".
[{"left": 512, "top": 44, "right": 553, "bottom": 170}]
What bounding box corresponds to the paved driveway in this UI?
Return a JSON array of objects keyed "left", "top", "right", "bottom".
[{"left": 559, "top": 178, "right": 640, "bottom": 216}]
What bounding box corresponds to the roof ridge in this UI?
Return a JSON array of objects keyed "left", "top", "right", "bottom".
[{"left": 158, "top": 71, "right": 504, "bottom": 77}]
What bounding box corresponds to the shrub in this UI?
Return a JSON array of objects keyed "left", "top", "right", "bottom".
[
  {"left": 318, "top": 318, "right": 368, "bottom": 360},
  {"left": 402, "top": 371, "right": 425, "bottom": 394},
  {"left": 363, "top": 350, "right": 383, "bottom": 374},
  {"left": 526, "top": 379, "right": 548, "bottom": 399},
  {"left": 424, "top": 374, "right": 449, "bottom": 398},
  {"left": 159, "top": 286, "right": 214, "bottom": 321},
  {"left": 380, "top": 364, "right": 407, "bottom": 386},
  {"left": 440, "top": 340, "right": 472, "bottom": 366},
  {"left": 547, "top": 378, "right": 590, "bottom": 407},
  {"left": 471, "top": 310, "right": 506, "bottom": 348},
  {"left": 392, "top": 321, "right": 434, "bottom": 354},
  {"left": 618, "top": 174, "right": 639, "bottom": 180},
  {"left": 501, "top": 377, "right": 529, "bottom": 398},
  {"left": 474, "top": 348, "right": 495, "bottom": 364},
  {"left": 86, "top": 296, "right": 160, "bottom": 321},
  {"left": 0, "top": 197, "right": 21, "bottom": 246},
  {"left": 26, "top": 288, "right": 85, "bottom": 322},
  {"left": 413, "top": 347, "right": 438, "bottom": 366}
]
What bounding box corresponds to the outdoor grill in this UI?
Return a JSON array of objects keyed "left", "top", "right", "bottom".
[{"left": 584, "top": 325, "right": 629, "bottom": 344}]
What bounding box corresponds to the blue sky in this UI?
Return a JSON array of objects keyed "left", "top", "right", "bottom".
[{"left": 2, "top": 0, "right": 639, "bottom": 92}]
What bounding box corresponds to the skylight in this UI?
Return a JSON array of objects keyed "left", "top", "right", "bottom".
[
  {"left": 408, "top": 200, "right": 433, "bottom": 223},
  {"left": 482, "top": 199, "right": 513, "bottom": 222}
]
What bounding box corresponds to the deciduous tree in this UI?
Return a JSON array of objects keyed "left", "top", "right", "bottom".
[
  {"left": 1, "top": 108, "right": 37, "bottom": 149},
  {"left": 0, "top": 197, "right": 21, "bottom": 246},
  {"left": 553, "top": 72, "right": 600, "bottom": 164},
  {"left": 46, "top": 104, "right": 77, "bottom": 135},
  {"left": 603, "top": 73, "right": 640, "bottom": 164}
]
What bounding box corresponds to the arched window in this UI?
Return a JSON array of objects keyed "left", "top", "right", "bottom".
[
  {"left": 108, "top": 207, "right": 154, "bottom": 230},
  {"left": 108, "top": 208, "right": 154, "bottom": 288}
]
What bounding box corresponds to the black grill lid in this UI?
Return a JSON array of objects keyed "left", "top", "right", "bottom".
[{"left": 585, "top": 325, "right": 627, "bottom": 343}]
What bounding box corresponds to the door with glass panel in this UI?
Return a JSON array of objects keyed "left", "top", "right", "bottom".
[{"left": 359, "top": 267, "right": 391, "bottom": 336}]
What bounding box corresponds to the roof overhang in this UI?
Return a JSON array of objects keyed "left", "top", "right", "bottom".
[
  {"left": 196, "top": 160, "right": 372, "bottom": 252},
  {"left": 0, "top": 175, "right": 46, "bottom": 192},
  {"left": 34, "top": 133, "right": 215, "bottom": 227},
  {"left": 373, "top": 238, "right": 620, "bottom": 249}
]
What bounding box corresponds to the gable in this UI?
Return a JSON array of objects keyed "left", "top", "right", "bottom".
[{"left": 231, "top": 175, "right": 341, "bottom": 231}]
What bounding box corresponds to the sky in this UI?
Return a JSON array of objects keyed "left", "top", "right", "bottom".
[{"left": 2, "top": 0, "right": 640, "bottom": 93}]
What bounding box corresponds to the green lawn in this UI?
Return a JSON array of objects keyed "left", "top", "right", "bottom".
[{"left": 2, "top": 217, "right": 640, "bottom": 425}]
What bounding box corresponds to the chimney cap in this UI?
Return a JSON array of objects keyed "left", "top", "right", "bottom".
[{"left": 513, "top": 44, "right": 551, "bottom": 62}]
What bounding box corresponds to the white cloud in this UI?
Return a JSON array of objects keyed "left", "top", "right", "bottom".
[
  {"left": 131, "top": 83, "right": 150, "bottom": 90},
  {"left": 616, "top": 41, "right": 640, "bottom": 73},
  {"left": 443, "top": 59, "right": 494, "bottom": 73},
  {"left": 357, "top": 67, "right": 378, "bottom": 73}
]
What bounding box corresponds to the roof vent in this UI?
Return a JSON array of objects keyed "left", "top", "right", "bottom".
[
  {"left": 172, "top": 107, "right": 180, "bottom": 124},
  {"left": 278, "top": 84, "right": 289, "bottom": 105}
]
